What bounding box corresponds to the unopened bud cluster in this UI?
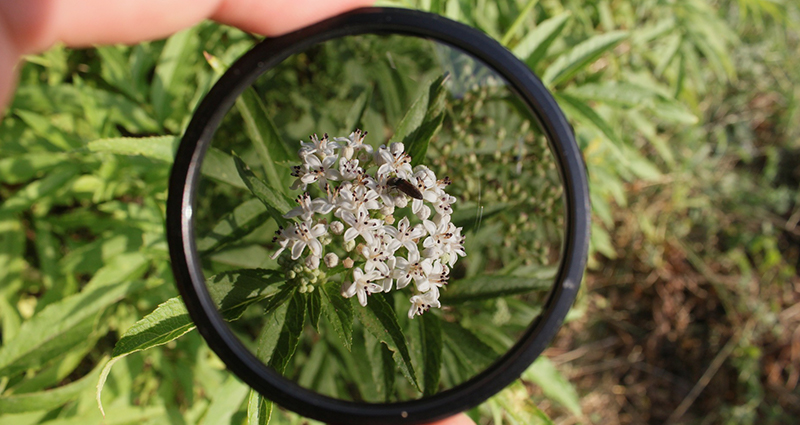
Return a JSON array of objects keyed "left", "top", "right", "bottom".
[{"left": 272, "top": 131, "right": 465, "bottom": 318}]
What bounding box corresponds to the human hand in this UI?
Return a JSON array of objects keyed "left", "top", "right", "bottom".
[{"left": 0, "top": 0, "right": 369, "bottom": 107}]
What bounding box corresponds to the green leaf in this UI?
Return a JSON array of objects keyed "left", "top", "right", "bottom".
[
  {"left": 232, "top": 153, "right": 292, "bottom": 226},
  {"left": 268, "top": 290, "right": 306, "bottom": 374},
  {"left": 440, "top": 321, "right": 499, "bottom": 375},
  {"left": 86, "top": 136, "right": 247, "bottom": 188},
  {"left": 151, "top": 27, "right": 197, "bottom": 123},
  {"left": 98, "top": 269, "right": 283, "bottom": 414},
  {"left": 14, "top": 110, "right": 81, "bottom": 151},
  {"left": 542, "top": 31, "right": 628, "bottom": 86},
  {"left": 0, "top": 152, "right": 68, "bottom": 184},
  {"left": 0, "top": 165, "right": 80, "bottom": 214},
  {"left": 198, "top": 375, "right": 249, "bottom": 425},
  {"left": 451, "top": 202, "right": 511, "bottom": 233},
  {"left": 86, "top": 136, "right": 177, "bottom": 162},
  {"left": 0, "top": 356, "right": 106, "bottom": 414},
  {"left": 0, "top": 253, "right": 148, "bottom": 377},
  {"left": 388, "top": 74, "right": 448, "bottom": 167},
  {"left": 523, "top": 356, "right": 582, "bottom": 416},
  {"left": 247, "top": 390, "right": 273, "bottom": 425},
  {"left": 555, "top": 92, "right": 623, "bottom": 148},
  {"left": 500, "top": 0, "right": 540, "bottom": 46},
  {"left": 205, "top": 50, "right": 294, "bottom": 188},
  {"left": 307, "top": 289, "right": 322, "bottom": 332},
  {"left": 236, "top": 87, "right": 293, "bottom": 192},
  {"left": 343, "top": 86, "right": 373, "bottom": 134},
  {"left": 108, "top": 268, "right": 283, "bottom": 359},
  {"left": 441, "top": 273, "right": 554, "bottom": 304},
  {"left": 96, "top": 46, "right": 140, "bottom": 102},
  {"left": 196, "top": 198, "right": 270, "bottom": 254},
  {"left": 354, "top": 293, "right": 420, "bottom": 391},
  {"left": 563, "top": 81, "right": 697, "bottom": 124},
  {"left": 320, "top": 280, "right": 354, "bottom": 351},
  {"left": 514, "top": 12, "right": 571, "bottom": 70},
  {"left": 419, "top": 313, "right": 442, "bottom": 397}
]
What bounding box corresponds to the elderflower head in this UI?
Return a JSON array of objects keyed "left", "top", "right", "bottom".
[{"left": 272, "top": 131, "right": 466, "bottom": 317}]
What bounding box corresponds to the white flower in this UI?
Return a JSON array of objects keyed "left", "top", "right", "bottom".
[
  {"left": 408, "top": 287, "right": 441, "bottom": 319},
  {"left": 299, "top": 133, "right": 338, "bottom": 159},
  {"left": 270, "top": 131, "right": 464, "bottom": 317},
  {"left": 333, "top": 129, "right": 373, "bottom": 160},
  {"left": 271, "top": 221, "right": 327, "bottom": 260},
  {"left": 393, "top": 249, "right": 433, "bottom": 291},
  {"left": 384, "top": 216, "right": 426, "bottom": 255},
  {"left": 427, "top": 260, "right": 449, "bottom": 288},
  {"left": 422, "top": 219, "right": 466, "bottom": 266},
  {"left": 340, "top": 209, "right": 381, "bottom": 245},
  {"left": 342, "top": 267, "right": 383, "bottom": 306},
  {"left": 284, "top": 193, "right": 335, "bottom": 221},
  {"left": 335, "top": 185, "right": 380, "bottom": 215},
  {"left": 290, "top": 154, "right": 341, "bottom": 191},
  {"left": 374, "top": 142, "right": 413, "bottom": 179}
]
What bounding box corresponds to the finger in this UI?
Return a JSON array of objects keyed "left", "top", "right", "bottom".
[
  {"left": 0, "top": 0, "right": 371, "bottom": 109},
  {"left": 212, "top": 0, "right": 373, "bottom": 36}
]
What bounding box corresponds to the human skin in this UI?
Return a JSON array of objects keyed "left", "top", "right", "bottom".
[{"left": 0, "top": 1, "right": 475, "bottom": 424}]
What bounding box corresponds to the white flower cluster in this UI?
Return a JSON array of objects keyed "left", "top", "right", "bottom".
[{"left": 271, "top": 130, "right": 466, "bottom": 318}]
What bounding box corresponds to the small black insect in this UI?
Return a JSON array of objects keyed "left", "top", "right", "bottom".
[{"left": 387, "top": 177, "right": 423, "bottom": 200}]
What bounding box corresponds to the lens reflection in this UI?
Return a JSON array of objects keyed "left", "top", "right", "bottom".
[{"left": 193, "top": 34, "right": 564, "bottom": 402}]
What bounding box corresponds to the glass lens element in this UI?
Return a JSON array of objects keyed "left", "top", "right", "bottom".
[{"left": 193, "top": 34, "right": 565, "bottom": 402}]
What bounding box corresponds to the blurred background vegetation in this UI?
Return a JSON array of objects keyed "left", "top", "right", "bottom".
[{"left": 0, "top": 0, "right": 798, "bottom": 424}]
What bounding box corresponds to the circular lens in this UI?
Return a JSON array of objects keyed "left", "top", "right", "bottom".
[
  {"left": 195, "top": 33, "right": 563, "bottom": 401},
  {"left": 169, "top": 8, "right": 588, "bottom": 423}
]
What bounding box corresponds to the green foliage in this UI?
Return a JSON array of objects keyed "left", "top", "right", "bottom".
[{"left": 3, "top": 1, "right": 799, "bottom": 424}]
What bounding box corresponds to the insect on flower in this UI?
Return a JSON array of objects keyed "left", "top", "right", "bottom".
[{"left": 387, "top": 176, "right": 423, "bottom": 200}]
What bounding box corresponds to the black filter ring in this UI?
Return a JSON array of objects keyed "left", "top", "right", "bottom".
[{"left": 167, "top": 7, "right": 590, "bottom": 425}]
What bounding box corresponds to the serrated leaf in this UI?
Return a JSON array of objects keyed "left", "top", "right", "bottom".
[
  {"left": 247, "top": 390, "right": 273, "bottom": 425},
  {"left": 542, "top": 31, "right": 628, "bottom": 86},
  {"left": 307, "top": 289, "right": 322, "bottom": 332},
  {"left": 441, "top": 274, "right": 554, "bottom": 304},
  {"left": 0, "top": 253, "right": 148, "bottom": 377},
  {"left": 354, "top": 293, "right": 420, "bottom": 391},
  {"left": 388, "top": 74, "right": 448, "bottom": 167},
  {"left": 268, "top": 290, "right": 306, "bottom": 374},
  {"left": 523, "top": 356, "right": 582, "bottom": 416},
  {"left": 320, "top": 280, "right": 354, "bottom": 351},
  {"left": 419, "top": 313, "right": 442, "bottom": 397},
  {"left": 513, "top": 12, "right": 572, "bottom": 70},
  {"left": 86, "top": 136, "right": 178, "bottom": 162},
  {"left": 232, "top": 153, "right": 292, "bottom": 226},
  {"left": 441, "top": 321, "right": 499, "bottom": 375},
  {"left": 86, "top": 136, "right": 247, "bottom": 188},
  {"left": 98, "top": 269, "right": 283, "bottom": 414},
  {"left": 0, "top": 356, "right": 106, "bottom": 414}
]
